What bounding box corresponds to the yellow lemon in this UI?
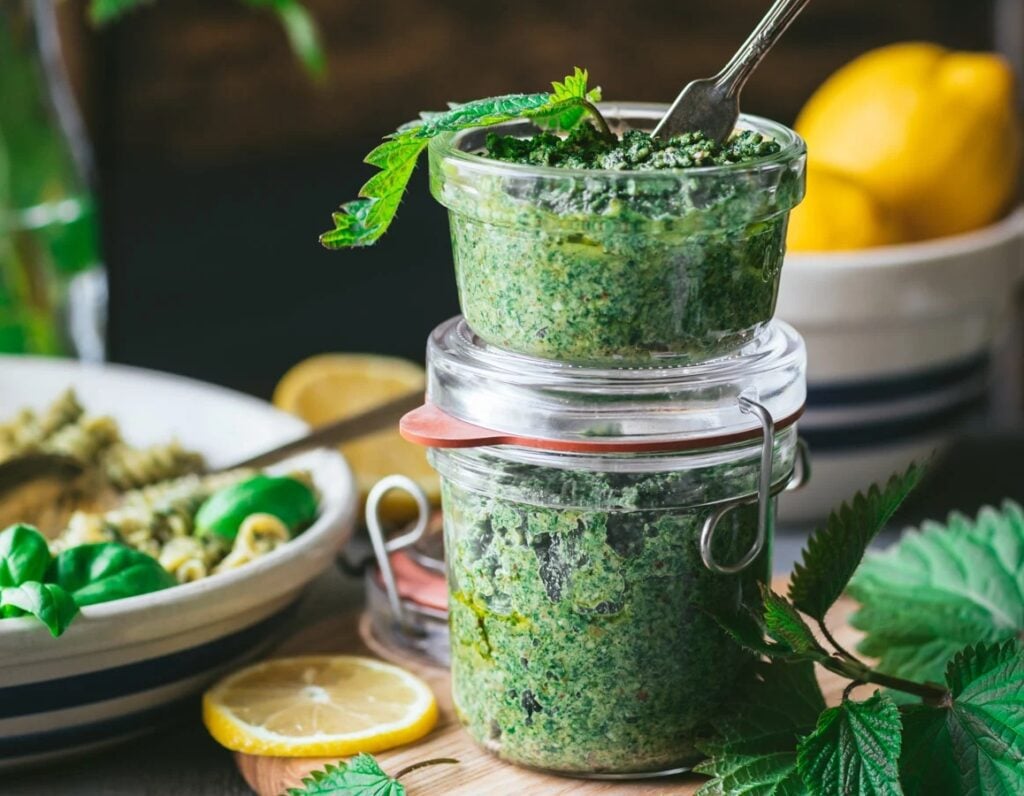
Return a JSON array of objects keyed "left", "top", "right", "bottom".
[
  {"left": 795, "top": 42, "right": 1021, "bottom": 243},
  {"left": 787, "top": 164, "right": 905, "bottom": 252},
  {"left": 273, "top": 354, "right": 438, "bottom": 523},
  {"left": 202, "top": 655, "right": 438, "bottom": 756}
]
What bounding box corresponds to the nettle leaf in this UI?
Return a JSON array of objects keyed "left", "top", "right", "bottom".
[
  {"left": 286, "top": 754, "right": 403, "bottom": 796},
  {"left": 899, "top": 641, "right": 1024, "bottom": 796},
  {"left": 789, "top": 463, "right": 925, "bottom": 621},
  {"left": 695, "top": 660, "right": 825, "bottom": 796},
  {"left": 796, "top": 693, "right": 903, "bottom": 796},
  {"left": 761, "top": 586, "right": 825, "bottom": 658},
  {"left": 849, "top": 501, "right": 1024, "bottom": 684},
  {"left": 0, "top": 524, "right": 51, "bottom": 587},
  {"left": 531, "top": 67, "right": 603, "bottom": 132},
  {"left": 0, "top": 582, "right": 79, "bottom": 637},
  {"left": 320, "top": 68, "right": 601, "bottom": 249},
  {"left": 714, "top": 601, "right": 790, "bottom": 659},
  {"left": 48, "top": 543, "right": 175, "bottom": 607}
]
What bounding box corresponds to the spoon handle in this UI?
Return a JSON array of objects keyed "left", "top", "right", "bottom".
[
  {"left": 715, "top": 0, "right": 811, "bottom": 98},
  {"left": 222, "top": 390, "right": 424, "bottom": 471}
]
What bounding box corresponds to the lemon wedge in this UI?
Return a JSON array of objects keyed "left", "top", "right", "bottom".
[
  {"left": 202, "top": 655, "right": 438, "bottom": 756},
  {"left": 273, "top": 353, "right": 439, "bottom": 522}
]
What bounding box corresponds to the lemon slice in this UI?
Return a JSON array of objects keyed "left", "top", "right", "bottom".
[
  {"left": 273, "top": 354, "right": 439, "bottom": 522},
  {"left": 202, "top": 655, "right": 438, "bottom": 756}
]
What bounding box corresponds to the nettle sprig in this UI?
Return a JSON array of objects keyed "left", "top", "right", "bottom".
[
  {"left": 700, "top": 464, "right": 1024, "bottom": 796},
  {"left": 319, "top": 68, "right": 608, "bottom": 249},
  {"left": 286, "top": 753, "right": 457, "bottom": 796}
]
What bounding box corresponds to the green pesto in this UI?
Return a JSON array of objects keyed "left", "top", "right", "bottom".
[
  {"left": 437, "top": 123, "right": 802, "bottom": 366},
  {"left": 484, "top": 124, "right": 781, "bottom": 170},
  {"left": 441, "top": 459, "right": 771, "bottom": 775}
]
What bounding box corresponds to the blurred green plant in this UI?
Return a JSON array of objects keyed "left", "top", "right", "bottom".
[{"left": 87, "top": 0, "right": 325, "bottom": 76}]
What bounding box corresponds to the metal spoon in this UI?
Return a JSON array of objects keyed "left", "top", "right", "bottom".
[
  {"left": 652, "top": 0, "right": 811, "bottom": 142},
  {"left": 0, "top": 390, "right": 424, "bottom": 498}
]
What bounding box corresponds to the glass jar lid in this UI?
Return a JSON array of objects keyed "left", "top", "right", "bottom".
[{"left": 412, "top": 316, "right": 805, "bottom": 451}]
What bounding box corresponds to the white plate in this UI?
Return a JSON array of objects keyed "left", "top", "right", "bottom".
[{"left": 0, "top": 356, "right": 357, "bottom": 767}]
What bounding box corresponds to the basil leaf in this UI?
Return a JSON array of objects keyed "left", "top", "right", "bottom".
[
  {"left": 899, "top": 641, "right": 1024, "bottom": 796},
  {"left": 849, "top": 501, "right": 1024, "bottom": 684},
  {"left": 0, "top": 523, "right": 52, "bottom": 587},
  {"left": 286, "top": 754, "right": 405, "bottom": 796},
  {"left": 789, "top": 463, "right": 925, "bottom": 621},
  {"left": 195, "top": 474, "right": 318, "bottom": 541},
  {"left": 796, "top": 693, "right": 903, "bottom": 796},
  {"left": 48, "top": 543, "right": 175, "bottom": 606},
  {"left": 0, "top": 582, "right": 79, "bottom": 637}
]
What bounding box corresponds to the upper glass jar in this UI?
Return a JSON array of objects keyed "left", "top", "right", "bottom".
[
  {"left": 428, "top": 104, "right": 806, "bottom": 367},
  {"left": 402, "top": 318, "right": 808, "bottom": 777}
]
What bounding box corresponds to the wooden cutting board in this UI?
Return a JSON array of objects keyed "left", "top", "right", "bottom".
[{"left": 236, "top": 577, "right": 860, "bottom": 795}]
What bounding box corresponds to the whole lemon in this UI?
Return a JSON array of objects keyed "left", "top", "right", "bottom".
[
  {"left": 788, "top": 163, "right": 905, "bottom": 251},
  {"left": 794, "top": 42, "right": 1021, "bottom": 245}
]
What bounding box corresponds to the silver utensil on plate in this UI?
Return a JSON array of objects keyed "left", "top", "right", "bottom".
[{"left": 0, "top": 390, "right": 423, "bottom": 497}]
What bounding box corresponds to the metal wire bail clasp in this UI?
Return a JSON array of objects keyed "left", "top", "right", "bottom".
[
  {"left": 699, "top": 395, "right": 808, "bottom": 575},
  {"left": 365, "top": 474, "right": 431, "bottom": 631}
]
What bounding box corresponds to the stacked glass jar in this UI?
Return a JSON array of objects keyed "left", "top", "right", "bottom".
[{"left": 398, "top": 105, "right": 808, "bottom": 777}]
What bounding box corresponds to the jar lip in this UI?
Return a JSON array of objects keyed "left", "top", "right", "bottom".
[{"left": 427, "top": 103, "right": 806, "bottom": 179}]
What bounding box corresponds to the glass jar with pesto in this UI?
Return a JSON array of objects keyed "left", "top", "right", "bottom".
[
  {"left": 400, "top": 317, "right": 808, "bottom": 777},
  {"left": 427, "top": 104, "right": 806, "bottom": 367}
]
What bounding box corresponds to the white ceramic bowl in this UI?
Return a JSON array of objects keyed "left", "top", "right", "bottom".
[
  {"left": 776, "top": 209, "right": 1024, "bottom": 524},
  {"left": 0, "top": 357, "right": 357, "bottom": 768}
]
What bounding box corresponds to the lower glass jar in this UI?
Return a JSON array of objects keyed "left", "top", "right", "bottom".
[{"left": 428, "top": 428, "right": 798, "bottom": 777}]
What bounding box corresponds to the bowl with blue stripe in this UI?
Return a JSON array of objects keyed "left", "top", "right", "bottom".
[
  {"left": 0, "top": 357, "right": 358, "bottom": 768},
  {"left": 776, "top": 208, "right": 1024, "bottom": 524}
]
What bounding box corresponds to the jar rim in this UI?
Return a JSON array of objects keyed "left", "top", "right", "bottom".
[
  {"left": 427, "top": 103, "right": 806, "bottom": 180},
  {"left": 423, "top": 317, "right": 807, "bottom": 448}
]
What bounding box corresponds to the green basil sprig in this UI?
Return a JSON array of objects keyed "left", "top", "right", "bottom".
[
  {"left": 48, "top": 543, "right": 176, "bottom": 607},
  {"left": 0, "top": 524, "right": 174, "bottom": 637}
]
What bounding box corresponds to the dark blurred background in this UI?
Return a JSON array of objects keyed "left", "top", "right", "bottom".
[{"left": 54, "top": 0, "right": 1006, "bottom": 396}]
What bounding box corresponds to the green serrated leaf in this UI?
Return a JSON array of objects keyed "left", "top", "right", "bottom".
[
  {"left": 286, "top": 754, "right": 404, "bottom": 796},
  {"left": 406, "top": 94, "right": 553, "bottom": 139},
  {"left": 761, "top": 586, "right": 825, "bottom": 658},
  {"left": 849, "top": 500, "right": 1024, "bottom": 684},
  {"left": 0, "top": 582, "right": 79, "bottom": 637},
  {"left": 320, "top": 69, "right": 601, "bottom": 248},
  {"left": 796, "top": 693, "right": 903, "bottom": 796},
  {"left": 695, "top": 751, "right": 808, "bottom": 796},
  {"left": 789, "top": 463, "right": 925, "bottom": 621},
  {"left": 899, "top": 641, "right": 1024, "bottom": 796},
  {"left": 695, "top": 660, "right": 824, "bottom": 796},
  {"left": 531, "top": 66, "right": 603, "bottom": 132},
  {"left": 320, "top": 138, "right": 428, "bottom": 249}
]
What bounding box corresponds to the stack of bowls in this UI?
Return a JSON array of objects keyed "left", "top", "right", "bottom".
[{"left": 777, "top": 208, "right": 1024, "bottom": 523}]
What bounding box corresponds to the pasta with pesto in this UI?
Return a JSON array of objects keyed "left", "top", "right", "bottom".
[{"left": 1, "top": 391, "right": 321, "bottom": 586}]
